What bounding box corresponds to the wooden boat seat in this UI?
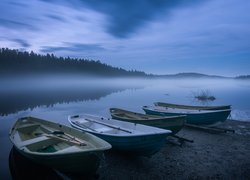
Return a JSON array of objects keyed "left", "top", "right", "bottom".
[
  {"left": 16, "top": 123, "right": 39, "bottom": 129},
  {"left": 16, "top": 124, "right": 41, "bottom": 133},
  {"left": 58, "top": 145, "right": 88, "bottom": 153},
  {"left": 17, "top": 136, "right": 50, "bottom": 147},
  {"left": 113, "top": 111, "right": 152, "bottom": 120}
]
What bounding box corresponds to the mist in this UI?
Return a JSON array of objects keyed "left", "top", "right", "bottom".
[{"left": 1, "top": 75, "right": 249, "bottom": 120}]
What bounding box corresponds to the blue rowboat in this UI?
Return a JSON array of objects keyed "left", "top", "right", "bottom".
[
  {"left": 154, "top": 102, "right": 231, "bottom": 110},
  {"left": 68, "top": 114, "right": 171, "bottom": 157},
  {"left": 109, "top": 108, "right": 186, "bottom": 134},
  {"left": 142, "top": 106, "right": 231, "bottom": 126}
]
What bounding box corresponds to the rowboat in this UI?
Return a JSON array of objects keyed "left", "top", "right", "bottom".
[
  {"left": 154, "top": 102, "right": 231, "bottom": 110},
  {"left": 142, "top": 106, "right": 231, "bottom": 126},
  {"left": 9, "top": 116, "right": 111, "bottom": 175},
  {"left": 68, "top": 114, "right": 171, "bottom": 157},
  {"left": 109, "top": 108, "right": 186, "bottom": 134}
]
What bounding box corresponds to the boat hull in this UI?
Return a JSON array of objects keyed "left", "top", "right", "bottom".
[
  {"left": 93, "top": 133, "right": 167, "bottom": 156},
  {"left": 143, "top": 107, "right": 231, "bottom": 126},
  {"left": 14, "top": 146, "right": 102, "bottom": 174}
]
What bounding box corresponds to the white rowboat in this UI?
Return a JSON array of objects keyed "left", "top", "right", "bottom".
[{"left": 68, "top": 114, "right": 171, "bottom": 157}]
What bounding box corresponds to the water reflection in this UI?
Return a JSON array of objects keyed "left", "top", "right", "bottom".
[
  {"left": 9, "top": 147, "right": 62, "bottom": 180},
  {"left": 0, "top": 76, "right": 144, "bottom": 116},
  {"left": 9, "top": 147, "right": 100, "bottom": 179},
  {"left": 0, "top": 86, "right": 129, "bottom": 116},
  {"left": 0, "top": 77, "right": 250, "bottom": 120}
]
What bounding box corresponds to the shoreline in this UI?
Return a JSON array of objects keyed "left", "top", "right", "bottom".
[{"left": 97, "top": 120, "right": 250, "bottom": 179}]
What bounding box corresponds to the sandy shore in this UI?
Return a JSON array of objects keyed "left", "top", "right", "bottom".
[{"left": 96, "top": 120, "right": 250, "bottom": 180}]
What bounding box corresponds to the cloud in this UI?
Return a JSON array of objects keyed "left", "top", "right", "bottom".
[
  {"left": 12, "top": 39, "right": 30, "bottom": 48},
  {"left": 8, "top": 1, "right": 27, "bottom": 7},
  {"left": 38, "top": 0, "right": 208, "bottom": 38},
  {"left": 41, "top": 43, "right": 106, "bottom": 53},
  {"left": 87, "top": 0, "right": 210, "bottom": 38},
  {"left": 46, "top": 14, "right": 66, "bottom": 22},
  {"left": 0, "top": 18, "right": 36, "bottom": 30}
]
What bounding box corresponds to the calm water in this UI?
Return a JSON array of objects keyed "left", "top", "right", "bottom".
[{"left": 1, "top": 77, "right": 250, "bottom": 178}]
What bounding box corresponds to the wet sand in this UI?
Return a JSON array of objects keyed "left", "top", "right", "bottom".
[{"left": 97, "top": 120, "right": 250, "bottom": 180}]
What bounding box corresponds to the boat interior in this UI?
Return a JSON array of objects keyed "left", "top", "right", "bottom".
[
  {"left": 114, "top": 112, "right": 152, "bottom": 120},
  {"left": 73, "top": 119, "right": 128, "bottom": 135},
  {"left": 110, "top": 108, "right": 159, "bottom": 120},
  {"left": 150, "top": 106, "right": 229, "bottom": 114},
  {"left": 12, "top": 119, "right": 90, "bottom": 154}
]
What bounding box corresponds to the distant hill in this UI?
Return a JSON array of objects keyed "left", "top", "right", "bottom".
[
  {"left": 155, "top": 72, "right": 227, "bottom": 79},
  {"left": 235, "top": 75, "right": 250, "bottom": 79}
]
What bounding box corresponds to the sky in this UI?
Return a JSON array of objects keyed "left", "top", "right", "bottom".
[{"left": 0, "top": 0, "right": 250, "bottom": 76}]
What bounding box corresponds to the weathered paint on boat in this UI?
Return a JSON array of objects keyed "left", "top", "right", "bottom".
[
  {"left": 142, "top": 106, "right": 231, "bottom": 126},
  {"left": 68, "top": 114, "right": 171, "bottom": 157},
  {"left": 109, "top": 108, "right": 186, "bottom": 134},
  {"left": 9, "top": 116, "right": 111, "bottom": 175},
  {"left": 155, "top": 102, "right": 231, "bottom": 110}
]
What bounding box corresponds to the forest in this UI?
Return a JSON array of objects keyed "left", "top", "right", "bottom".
[{"left": 0, "top": 48, "right": 148, "bottom": 77}]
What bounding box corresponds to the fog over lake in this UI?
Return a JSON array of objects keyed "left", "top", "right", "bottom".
[{"left": 0, "top": 76, "right": 249, "bottom": 120}]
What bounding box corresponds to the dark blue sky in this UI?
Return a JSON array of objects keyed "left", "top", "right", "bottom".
[{"left": 1, "top": 0, "right": 250, "bottom": 76}]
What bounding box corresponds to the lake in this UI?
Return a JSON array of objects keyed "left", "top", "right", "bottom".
[{"left": 0, "top": 76, "right": 250, "bottom": 178}]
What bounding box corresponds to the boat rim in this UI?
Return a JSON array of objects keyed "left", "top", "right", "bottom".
[{"left": 142, "top": 106, "right": 232, "bottom": 114}]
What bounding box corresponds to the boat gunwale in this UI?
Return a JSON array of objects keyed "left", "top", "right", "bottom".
[
  {"left": 143, "top": 106, "right": 232, "bottom": 115},
  {"left": 154, "top": 102, "right": 231, "bottom": 110}
]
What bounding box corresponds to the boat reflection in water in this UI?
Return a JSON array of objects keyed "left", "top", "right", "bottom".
[
  {"left": 9, "top": 147, "right": 99, "bottom": 179},
  {"left": 9, "top": 147, "right": 62, "bottom": 179}
]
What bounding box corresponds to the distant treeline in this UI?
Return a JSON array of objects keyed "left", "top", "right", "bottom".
[
  {"left": 235, "top": 75, "right": 250, "bottom": 79},
  {"left": 0, "top": 48, "right": 147, "bottom": 77}
]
